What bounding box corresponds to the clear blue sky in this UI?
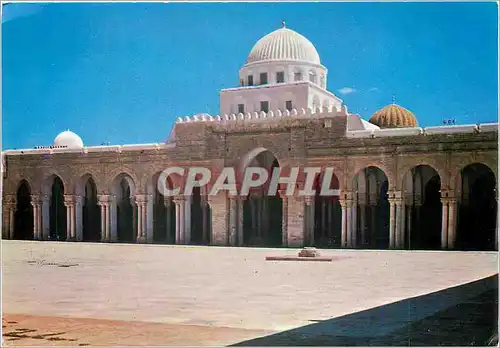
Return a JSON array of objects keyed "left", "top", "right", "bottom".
[{"left": 2, "top": 2, "right": 498, "bottom": 149}]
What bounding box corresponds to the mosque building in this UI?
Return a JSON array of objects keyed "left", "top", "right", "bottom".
[{"left": 2, "top": 24, "right": 498, "bottom": 251}]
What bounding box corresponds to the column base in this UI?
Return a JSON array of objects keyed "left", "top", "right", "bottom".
[
  {"left": 136, "top": 236, "right": 147, "bottom": 244},
  {"left": 66, "top": 237, "right": 77, "bottom": 242}
]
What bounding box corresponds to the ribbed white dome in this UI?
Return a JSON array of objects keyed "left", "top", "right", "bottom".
[
  {"left": 53, "top": 130, "right": 84, "bottom": 149},
  {"left": 246, "top": 27, "right": 321, "bottom": 65}
]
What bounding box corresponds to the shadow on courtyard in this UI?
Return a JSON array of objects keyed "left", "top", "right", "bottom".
[{"left": 232, "top": 274, "right": 498, "bottom": 346}]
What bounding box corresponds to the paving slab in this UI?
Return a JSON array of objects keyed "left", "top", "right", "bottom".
[{"left": 2, "top": 241, "right": 498, "bottom": 334}]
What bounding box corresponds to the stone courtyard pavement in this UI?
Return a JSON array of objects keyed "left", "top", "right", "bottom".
[{"left": 2, "top": 240, "right": 498, "bottom": 346}]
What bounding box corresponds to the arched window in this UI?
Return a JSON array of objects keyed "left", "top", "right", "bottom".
[
  {"left": 294, "top": 71, "right": 302, "bottom": 81},
  {"left": 309, "top": 71, "right": 317, "bottom": 84}
]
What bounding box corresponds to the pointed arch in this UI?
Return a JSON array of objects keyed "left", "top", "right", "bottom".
[{"left": 352, "top": 166, "right": 390, "bottom": 249}]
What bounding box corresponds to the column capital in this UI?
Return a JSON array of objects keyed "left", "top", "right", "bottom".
[
  {"left": 304, "top": 195, "right": 315, "bottom": 206},
  {"left": 341, "top": 190, "right": 354, "bottom": 201},
  {"left": 339, "top": 198, "right": 353, "bottom": 208},
  {"left": 75, "top": 195, "right": 83, "bottom": 205},
  {"left": 388, "top": 197, "right": 403, "bottom": 205},
  {"left": 356, "top": 195, "right": 366, "bottom": 206},
  {"left": 440, "top": 188, "right": 457, "bottom": 199},
  {"left": 278, "top": 189, "right": 289, "bottom": 200},
  {"left": 228, "top": 194, "right": 246, "bottom": 201},
  {"left": 97, "top": 194, "right": 112, "bottom": 205},
  {"left": 387, "top": 190, "right": 403, "bottom": 200},
  {"left": 3, "top": 194, "right": 16, "bottom": 206},
  {"left": 64, "top": 194, "right": 76, "bottom": 206},
  {"left": 164, "top": 196, "right": 172, "bottom": 207},
  {"left": 135, "top": 194, "right": 148, "bottom": 205},
  {"left": 31, "top": 194, "right": 43, "bottom": 205},
  {"left": 173, "top": 195, "right": 185, "bottom": 204}
]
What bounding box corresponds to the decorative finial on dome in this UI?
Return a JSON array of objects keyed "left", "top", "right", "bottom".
[
  {"left": 391, "top": 94, "right": 396, "bottom": 104},
  {"left": 282, "top": 20, "right": 286, "bottom": 28}
]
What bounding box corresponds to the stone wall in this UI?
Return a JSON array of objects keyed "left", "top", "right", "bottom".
[{"left": 2, "top": 115, "right": 498, "bottom": 247}]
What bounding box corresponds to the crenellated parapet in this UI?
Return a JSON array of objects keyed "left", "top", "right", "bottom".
[
  {"left": 175, "top": 104, "right": 349, "bottom": 125},
  {"left": 346, "top": 123, "right": 498, "bottom": 138}
]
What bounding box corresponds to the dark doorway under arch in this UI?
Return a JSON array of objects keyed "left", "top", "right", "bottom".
[
  {"left": 82, "top": 177, "right": 101, "bottom": 242},
  {"left": 457, "top": 164, "right": 497, "bottom": 251},
  {"left": 406, "top": 166, "right": 442, "bottom": 250},
  {"left": 313, "top": 173, "right": 341, "bottom": 248},
  {"left": 117, "top": 178, "right": 134, "bottom": 243},
  {"left": 49, "top": 176, "right": 66, "bottom": 241},
  {"left": 14, "top": 180, "right": 34, "bottom": 240},
  {"left": 243, "top": 156, "right": 283, "bottom": 247},
  {"left": 354, "top": 167, "right": 389, "bottom": 249}
]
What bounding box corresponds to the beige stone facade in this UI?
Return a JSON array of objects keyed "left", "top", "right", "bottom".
[
  {"left": 2, "top": 25, "right": 498, "bottom": 251},
  {"left": 2, "top": 114, "right": 498, "bottom": 250}
]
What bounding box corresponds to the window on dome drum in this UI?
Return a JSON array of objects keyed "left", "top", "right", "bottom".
[
  {"left": 309, "top": 72, "right": 317, "bottom": 84},
  {"left": 248, "top": 75, "right": 254, "bottom": 86},
  {"left": 276, "top": 72, "right": 285, "bottom": 83},
  {"left": 238, "top": 104, "right": 245, "bottom": 114},
  {"left": 286, "top": 100, "right": 293, "bottom": 111},
  {"left": 260, "top": 73, "right": 268, "bottom": 85},
  {"left": 320, "top": 76, "right": 325, "bottom": 88},
  {"left": 240, "top": 79, "right": 244, "bottom": 86},
  {"left": 260, "top": 101, "right": 269, "bottom": 113},
  {"left": 294, "top": 72, "right": 302, "bottom": 81}
]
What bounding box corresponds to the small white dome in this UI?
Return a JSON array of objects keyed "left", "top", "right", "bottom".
[
  {"left": 246, "top": 27, "right": 321, "bottom": 65},
  {"left": 53, "top": 130, "right": 84, "bottom": 149}
]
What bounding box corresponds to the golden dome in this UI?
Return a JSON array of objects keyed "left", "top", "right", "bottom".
[{"left": 369, "top": 104, "right": 418, "bottom": 128}]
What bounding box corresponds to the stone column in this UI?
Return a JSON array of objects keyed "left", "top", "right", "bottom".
[
  {"left": 399, "top": 202, "right": 406, "bottom": 249},
  {"left": 164, "top": 197, "right": 172, "bottom": 243},
  {"left": 496, "top": 194, "right": 499, "bottom": 251},
  {"left": 350, "top": 198, "right": 358, "bottom": 248},
  {"left": 228, "top": 195, "right": 238, "bottom": 246},
  {"left": 321, "top": 199, "right": 327, "bottom": 240},
  {"left": 447, "top": 198, "right": 457, "bottom": 250},
  {"left": 64, "top": 195, "right": 76, "bottom": 241},
  {"left": 279, "top": 190, "right": 288, "bottom": 247},
  {"left": 405, "top": 193, "right": 413, "bottom": 249},
  {"left": 184, "top": 195, "right": 192, "bottom": 244},
  {"left": 394, "top": 198, "right": 404, "bottom": 249},
  {"left": 237, "top": 196, "right": 245, "bottom": 246},
  {"left": 31, "top": 195, "right": 42, "bottom": 240},
  {"left": 201, "top": 196, "right": 209, "bottom": 244},
  {"left": 173, "top": 196, "right": 185, "bottom": 244},
  {"left": 98, "top": 195, "right": 111, "bottom": 242},
  {"left": 4, "top": 195, "right": 16, "bottom": 239},
  {"left": 7, "top": 204, "right": 16, "bottom": 239},
  {"left": 207, "top": 193, "right": 228, "bottom": 246},
  {"left": 286, "top": 195, "right": 306, "bottom": 247},
  {"left": 304, "top": 196, "right": 314, "bottom": 246},
  {"left": 41, "top": 194, "right": 50, "bottom": 240},
  {"left": 75, "top": 196, "right": 83, "bottom": 241},
  {"left": 146, "top": 194, "right": 154, "bottom": 244},
  {"left": 441, "top": 198, "right": 449, "bottom": 249},
  {"left": 135, "top": 194, "right": 148, "bottom": 243},
  {"left": 388, "top": 198, "right": 396, "bottom": 249},
  {"left": 263, "top": 198, "right": 269, "bottom": 239},
  {"left": 359, "top": 200, "right": 366, "bottom": 247},
  {"left": 109, "top": 195, "right": 117, "bottom": 242},
  {"left": 327, "top": 200, "right": 333, "bottom": 242},
  {"left": 340, "top": 195, "right": 353, "bottom": 248}
]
